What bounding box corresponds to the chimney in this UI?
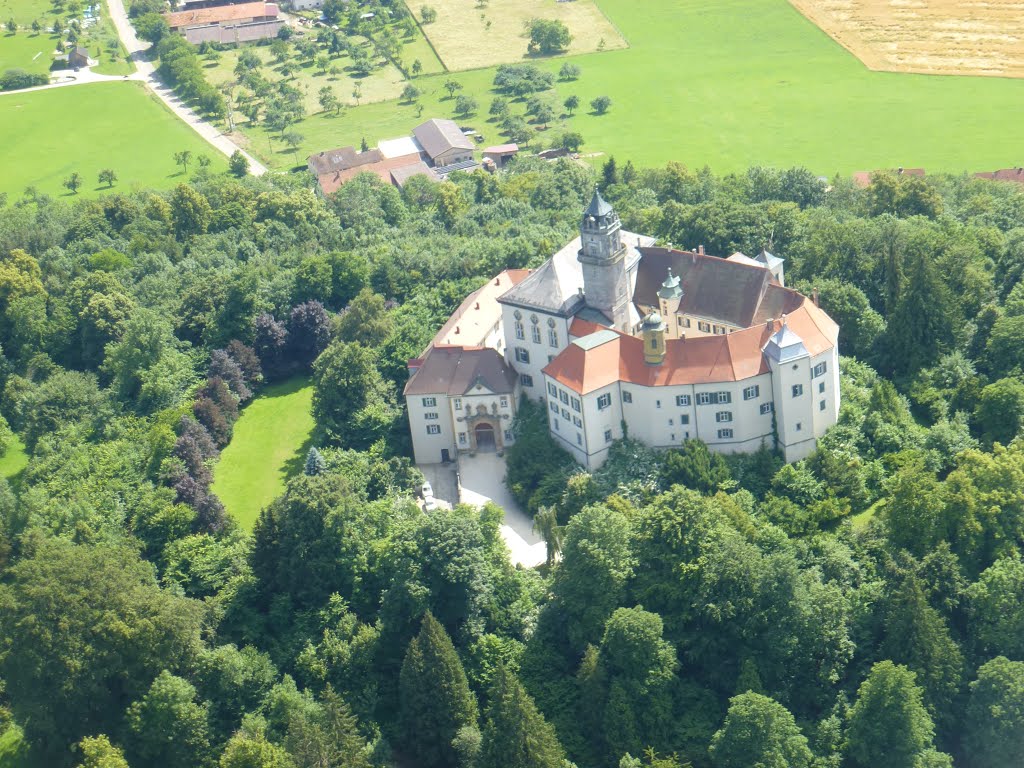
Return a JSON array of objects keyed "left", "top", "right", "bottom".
[
  {"left": 698, "top": 244, "right": 705, "bottom": 256},
  {"left": 475, "top": 302, "right": 480, "bottom": 310},
  {"left": 812, "top": 287, "right": 819, "bottom": 307},
  {"left": 766, "top": 318, "right": 773, "bottom": 332},
  {"left": 691, "top": 251, "right": 696, "bottom": 264},
  {"left": 578, "top": 287, "right": 584, "bottom": 297},
  {"left": 454, "top": 326, "right": 460, "bottom": 334},
  {"left": 494, "top": 277, "right": 500, "bottom": 285}
]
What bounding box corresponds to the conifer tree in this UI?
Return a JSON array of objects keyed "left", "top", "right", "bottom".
[
  {"left": 399, "top": 613, "right": 478, "bottom": 768},
  {"left": 304, "top": 447, "right": 327, "bottom": 476},
  {"left": 480, "top": 665, "right": 566, "bottom": 768}
]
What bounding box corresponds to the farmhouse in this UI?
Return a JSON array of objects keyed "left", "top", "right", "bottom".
[
  {"left": 165, "top": 2, "right": 283, "bottom": 44},
  {"left": 65, "top": 46, "right": 94, "bottom": 69},
  {"left": 974, "top": 168, "right": 1024, "bottom": 184},
  {"left": 413, "top": 118, "right": 475, "bottom": 167},
  {"left": 307, "top": 145, "right": 436, "bottom": 195},
  {"left": 405, "top": 190, "right": 839, "bottom": 468}
]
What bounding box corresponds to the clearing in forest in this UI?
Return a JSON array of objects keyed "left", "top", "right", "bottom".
[
  {"left": 211, "top": 378, "right": 316, "bottom": 530},
  {"left": 414, "top": 0, "right": 626, "bottom": 71},
  {"left": 789, "top": 0, "right": 1024, "bottom": 78}
]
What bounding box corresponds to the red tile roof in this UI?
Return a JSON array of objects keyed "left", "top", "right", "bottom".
[
  {"left": 316, "top": 152, "right": 424, "bottom": 195},
  {"left": 166, "top": 2, "right": 276, "bottom": 28},
  {"left": 975, "top": 168, "right": 1024, "bottom": 183},
  {"left": 544, "top": 301, "right": 838, "bottom": 395}
]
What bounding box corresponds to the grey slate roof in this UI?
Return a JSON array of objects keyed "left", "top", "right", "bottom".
[
  {"left": 584, "top": 187, "right": 614, "bottom": 218},
  {"left": 633, "top": 247, "right": 803, "bottom": 327},
  {"left": 404, "top": 346, "right": 517, "bottom": 396},
  {"left": 413, "top": 118, "right": 474, "bottom": 161},
  {"left": 762, "top": 322, "right": 809, "bottom": 362},
  {"left": 498, "top": 230, "right": 652, "bottom": 316}
]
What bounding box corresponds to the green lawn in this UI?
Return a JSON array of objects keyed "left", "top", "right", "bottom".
[
  {"left": 0, "top": 81, "right": 226, "bottom": 199},
  {"left": 245, "top": 0, "right": 1024, "bottom": 174},
  {"left": 0, "top": 29, "right": 57, "bottom": 74},
  {"left": 0, "top": 435, "right": 29, "bottom": 486},
  {"left": 211, "top": 378, "right": 316, "bottom": 530},
  {"left": 1, "top": 0, "right": 130, "bottom": 76}
]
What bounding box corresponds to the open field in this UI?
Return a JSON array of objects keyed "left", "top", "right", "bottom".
[
  {"left": 211, "top": 378, "right": 315, "bottom": 530},
  {"left": 416, "top": 0, "right": 626, "bottom": 71},
  {"left": 0, "top": 0, "right": 47, "bottom": 24},
  {"left": 0, "top": 0, "right": 131, "bottom": 77},
  {"left": 790, "top": 0, "right": 1024, "bottom": 78},
  {"left": 249, "top": 0, "right": 1024, "bottom": 175},
  {"left": 0, "top": 81, "right": 225, "bottom": 199},
  {"left": 0, "top": 29, "right": 55, "bottom": 74}
]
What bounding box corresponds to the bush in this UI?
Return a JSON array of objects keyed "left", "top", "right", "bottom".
[{"left": 0, "top": 69, "right": 48, "bottom": 91}]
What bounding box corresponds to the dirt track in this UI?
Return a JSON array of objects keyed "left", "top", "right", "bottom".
[{"left": 789, "top": 0, "right": 1024, "bottom": 78}]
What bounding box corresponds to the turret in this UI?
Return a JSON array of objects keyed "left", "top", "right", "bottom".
[
  {"left": 578, "top": 188, "right": 630, "bottom": 331},
  {"left": 657, "top": 267, "right": 683, "bottom": 336},
  {"left": 642, "top": 312, "right": 666, "bottom": 365}
]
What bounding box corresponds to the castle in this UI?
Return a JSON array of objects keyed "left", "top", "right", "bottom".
[{"left": 404, "top": 190, "right": 840, "bottom": 469}]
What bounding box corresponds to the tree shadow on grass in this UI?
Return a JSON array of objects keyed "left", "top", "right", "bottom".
[{"left": 281, "top": 431, "right": 316, "bottom": 481}]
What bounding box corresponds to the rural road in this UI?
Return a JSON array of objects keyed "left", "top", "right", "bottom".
[{"left": 104, "top": 0, "right": 268, "bottom": 175}]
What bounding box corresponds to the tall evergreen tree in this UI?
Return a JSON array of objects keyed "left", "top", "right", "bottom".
[
  {"left": 480, "top": 665, "right": 566, "bottom": 768},
  {"left": 879, "top": 573, "right": 963, "bottom": 729},
  {"left": 399, "top": 613, "right": 478, "bottom": 768},
  {"left": 885, "top": 248, "right": 956, "bottom": 376}
]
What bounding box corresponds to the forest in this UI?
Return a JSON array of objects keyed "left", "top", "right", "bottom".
[{"left": 1, "top": 157, "right": 1024, "bottom": 768}]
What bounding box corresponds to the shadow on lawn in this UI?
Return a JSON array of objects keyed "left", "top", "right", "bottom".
[{"left": 255, "top": 376, "right": 317, "bottom": 482}]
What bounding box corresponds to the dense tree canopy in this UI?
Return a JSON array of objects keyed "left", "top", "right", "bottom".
[{"left": 0, "top": 159, "right": 1022, "bottom": 768}]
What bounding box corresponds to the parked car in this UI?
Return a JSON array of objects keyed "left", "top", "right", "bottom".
[
  {"left": 424, "top": 497, "right": 438, "bottom": 512},
  {"left": 421, "top": 481, "right": 433, "bottom": 498}
]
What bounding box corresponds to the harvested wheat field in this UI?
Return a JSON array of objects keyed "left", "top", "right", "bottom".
[{"left": 789, "top": 0, "right": 1024, "bottom": 77}]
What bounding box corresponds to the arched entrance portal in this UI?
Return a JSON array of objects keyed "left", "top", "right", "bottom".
[{"left": 474, "top": 422, "right": 496, "bottom": 453}]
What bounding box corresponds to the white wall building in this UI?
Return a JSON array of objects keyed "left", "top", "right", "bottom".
[{"left": 405, "top": 191, "right": 840, "bottom": 468}]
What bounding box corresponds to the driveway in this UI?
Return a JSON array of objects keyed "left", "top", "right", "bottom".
[
  {"left": 104, "top": 0, "right": 267, "bottom": 175},
  {"left": 457, "top": 452, "right": 547, "bottom": 568}
]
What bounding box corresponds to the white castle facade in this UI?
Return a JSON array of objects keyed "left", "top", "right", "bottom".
[{"left": 404, "top": 190, "right": 840, "bottom": 469}]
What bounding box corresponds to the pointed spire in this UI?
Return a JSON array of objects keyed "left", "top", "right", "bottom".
[
  {"left": 584, "top": 186, "right": 614, "bottom": 218},
  {"left": 657, "top": 265, "right": 682, "bottom": 300}
]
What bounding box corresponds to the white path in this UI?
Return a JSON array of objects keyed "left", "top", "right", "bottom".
[
  {"left": 103, "top": 0, "right": 268, "bottom": 175},
  {"left": 3, "top": 4, "right": 267, "bottom": 174},
  {"left": 458, "top": 452, "right": 547, "bottom": 569}
]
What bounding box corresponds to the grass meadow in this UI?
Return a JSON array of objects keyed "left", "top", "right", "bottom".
[
  {"left": 0, "top": 81, "right": 225, "bottom": 199},
  {"left": 417, "top": 0, "right": 626, "bottom": 71},
  {"left": 242, "top": 0, "right": 1024, "bottom": 175},
  {"left": 211, "top": 378, "right": 316, "bottom": 530},
  {"left": 0, "top": 436, "right": 29, "bottom": 486},
  {"left": 0, "top": 0, "right": 131, "bottom": 76}
]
